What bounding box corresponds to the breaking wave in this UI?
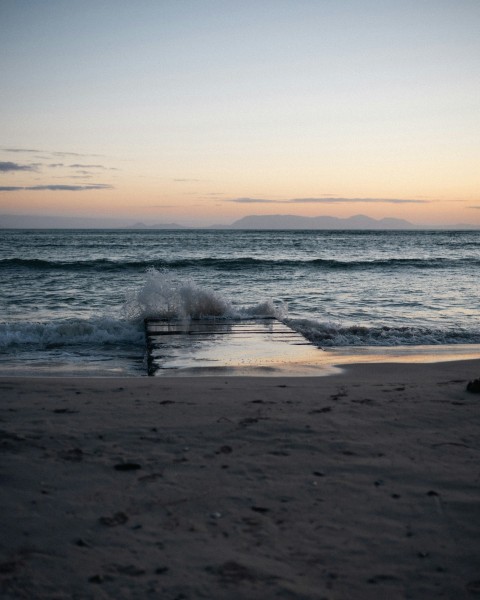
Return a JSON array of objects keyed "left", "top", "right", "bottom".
[
  {"left": 0, "top": 270, "right": 286, "bottom": 350},
  {"left": 123, "top": 268, "right": 286, "bottom": 321},
  {"left": 0, "top": 317, "right": 144, "bottom": 350},
  {"left": 2, "top": 256, "right": 479, "bottom": 272},
  {"left": 2, "top": 269, "right": 479, "bottom": 352},
  {"left": 287, "top": 318, "right": 480, "bottom": 347},
  {"left": 3, "top": 314, "right": 479, "bottom": 351}
]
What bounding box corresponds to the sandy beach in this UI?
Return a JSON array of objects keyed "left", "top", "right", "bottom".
[{"left": 1, "top": 360, "right": 479, "bottom": 599}]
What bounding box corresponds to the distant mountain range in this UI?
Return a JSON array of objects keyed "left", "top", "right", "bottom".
[
  {"left": 228, "top": 214, "right": 415, "bottom": 229},
  {"left": 0, "top": 212, "right": 478, "bottom": 230},
  {"left": 129, "top": 221, "right": 187, "bottom": 229}
]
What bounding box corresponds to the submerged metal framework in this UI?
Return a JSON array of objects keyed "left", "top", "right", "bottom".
[{"left": 144, "top": 317, "right": 317, "bottom": 376}]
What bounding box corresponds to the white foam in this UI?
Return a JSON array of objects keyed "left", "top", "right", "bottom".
[
  {"left": 287, "top": 317, "right": 480, "bottom": 347},
  {"left": 243, "top": 299, "right": 287, "bottom": 320},
  {"left": 0, "top": 317, "right": 144, "bottom": 349},
  {"left": 123, "top": 268, "right": 285, "bottom": 321},
  {"left": 0, "top": 271, "right": 286, "bottom": 350}
]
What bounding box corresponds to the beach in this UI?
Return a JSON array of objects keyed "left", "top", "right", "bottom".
[
  {"left": 2, "top": 1, "right": 480, "bottom": 597},
  {"left": 1, "top": 359, "right": 479, "bottom": 599}
]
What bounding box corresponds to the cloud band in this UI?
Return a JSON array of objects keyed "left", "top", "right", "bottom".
[
  {"left": 228, "top": 197, "right": 430, "bottom": 205},
  {"left": 0, "top": 184, "right": 113, "bottom": 192}
]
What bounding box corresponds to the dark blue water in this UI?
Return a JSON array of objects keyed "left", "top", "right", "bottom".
[{"left": 1, "top": 229, "right": 479, "bottom": 375}]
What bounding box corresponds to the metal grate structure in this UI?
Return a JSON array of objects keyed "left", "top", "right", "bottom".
[{"left": 144, "top": 317, "right": 320, "bottom": 376}]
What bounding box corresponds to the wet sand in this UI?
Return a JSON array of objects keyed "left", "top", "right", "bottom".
[{"left": 1, "top": 359, "right": 480, "bottom": 599}]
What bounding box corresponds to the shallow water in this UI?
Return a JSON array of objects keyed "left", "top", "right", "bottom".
[{"left": 1, "top": 229, "right": 479, "bottom": 375}]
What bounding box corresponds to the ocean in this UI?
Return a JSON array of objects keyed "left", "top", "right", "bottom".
[{"left": 1, "top": 229, "right": 479, "bottom": 376}]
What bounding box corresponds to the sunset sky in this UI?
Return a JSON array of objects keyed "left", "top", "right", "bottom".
[{"left": 1, "top": 0, "right": 479, "bottom": 226}]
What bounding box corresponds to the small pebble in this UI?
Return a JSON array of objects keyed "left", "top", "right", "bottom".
[
  {"left": 99, "top": 512, "right": 129, "bottom": 526},
  {"left": 251, "top": 506, "right": 269, "bottom": 513},
  {"left": 114, "top": 463, "right": 142, "bottom": 471},
  {"left": 466, "top": 378, "right": 480, "bottom": 393}
]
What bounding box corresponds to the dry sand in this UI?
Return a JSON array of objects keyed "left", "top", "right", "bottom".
[{"left": 1, "top": 360, "right": 479, "bottom": 599}]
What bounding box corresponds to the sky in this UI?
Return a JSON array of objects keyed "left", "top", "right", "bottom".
[{"left": 0, "top": 0, "right": 479, "bottom": 226}]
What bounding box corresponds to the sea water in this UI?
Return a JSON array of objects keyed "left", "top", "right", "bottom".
[{"left": 0, "top": 229, "right": 479, "bottom": 375}]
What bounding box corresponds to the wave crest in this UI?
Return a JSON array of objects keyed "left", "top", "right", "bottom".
[
  {"left": 123, "top": 268, "right": 285, "bottom": 321},
  {"left": 0, "top": 317, "right": 144, "bottom": 349},
  {"left": 287, "top": 318, "right": 480, "bottom": 347},
  {"left": 2, "top": 256, "right": 479, "bottom": 272}
]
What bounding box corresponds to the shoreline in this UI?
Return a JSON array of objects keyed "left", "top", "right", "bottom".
[
  {"left": 1, "top": 359, "right": 479, "bottom": 598},
  {"left": 1, "top": 343, "right": 480, "bottom": 379}
]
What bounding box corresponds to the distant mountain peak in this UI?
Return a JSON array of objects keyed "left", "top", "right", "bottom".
[
  {"left": 229, "top": 214, "right": 416, "bottom": 230},
  {"left": 128, "top": 221, "right": 187, "bottom": 229}
]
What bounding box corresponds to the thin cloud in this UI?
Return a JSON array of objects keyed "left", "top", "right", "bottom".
[
  {"left": 228, "top": 197, "right": 431, "bottom": 205},
  {"left": 0, "top": 184, "right": 113, "bottom": 192},
  {"left": 230, "top": 197, "right": 278, "bottom": 203},
  {"left": 47, "top": 162, "right": 118, "bottom": 171},
  {"left": 173, "top": 178, "right": 202, "bottom": 183},
  {"left": 2, "top": 148, "right": 103, "bottom": 158},
  {"left": 2, "top": 148, "right": 41, "bottom": 153},
  {"left": 468, "top": 205, "right": 480, "bottom": 209},
  {"left": 290, "top": 197, "right": 431, "bottom": 204},
  {"left": 29, "top": 184, "right": 113, "bottom": 191},
  {"left": 69, "top": 163, "right": 107, "bottom": 169},
  {"left": 51, "top": 151, "right": 103, "bottom": 158},
  {"left": 0, "top": 161, "right": 38, "bottom": 172}
]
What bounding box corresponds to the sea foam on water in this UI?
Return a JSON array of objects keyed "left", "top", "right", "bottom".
[
  {"left": 124, "top": 268, "right": 232, "bottom": 320},
  {"left": 2, "top": 229, "right": 479, "bottom": 376},
  {"left": 124, "top": 268, "right": 285, "bottom": 321},
  {"left": 0, "top": 318, "right": 144, "bottom": 349}
]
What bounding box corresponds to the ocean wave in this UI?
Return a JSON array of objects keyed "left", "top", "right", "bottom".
[
  {"left": 287, "top": 318, "right": 480, "bottom": 347},
  {"left": 0, "top": 258, "right": 154, "bottom": 271},
  {"left": 1, "top": 256, "right": 479, "bottom": 272},
  {"left": 307, "top": 257, "right": 480, "bottom": 269},
  {"left": 0, "top": 271, "right": 286, "bottom": 349},
  {"left": 3, "top": 310, "right": 479, "bottom": 352},
  {"left": 0, "top": 257, "right": 277, "bottom": 271},
  {"left": 123, "top": 268, "right": 286, "bottom": 321},
  {"left": 0, "top": 317, "right": 144, "bottom": 349}
]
